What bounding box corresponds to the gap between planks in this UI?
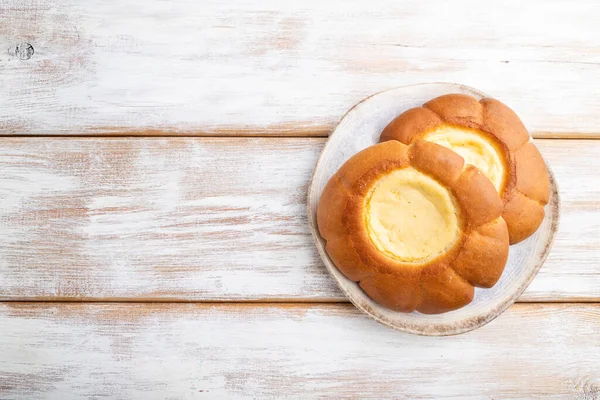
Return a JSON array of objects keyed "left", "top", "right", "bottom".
[
  {"left": 1, "top": 299, "right": 599, "bottom": 305},
  {"left": 0, "top": 131, "right": 600, "bottom": 139}
]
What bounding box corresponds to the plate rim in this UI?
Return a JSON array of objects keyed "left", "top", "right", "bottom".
[{"left": 307, "top": 82, "right": 561, "bottom": 336}]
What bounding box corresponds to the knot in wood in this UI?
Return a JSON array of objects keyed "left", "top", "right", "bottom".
[{"left": 10, "top": 42, "right": 34, "bottom": 60}]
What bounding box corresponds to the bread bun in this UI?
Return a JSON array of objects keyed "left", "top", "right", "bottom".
[
  {"left": 381, "top": 94, "right": 549, "bottom": 244},
  {"left": 317, "top": 140, "right": 509, "bottom": 314}
]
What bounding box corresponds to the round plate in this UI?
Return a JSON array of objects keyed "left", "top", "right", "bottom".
[{"left": 307, "top": 82, "right": 560, "bottom": 336}]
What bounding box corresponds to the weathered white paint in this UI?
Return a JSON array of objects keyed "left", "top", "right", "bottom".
[
  {"left": 0, "top": 303, "right": 599, "bottom": 399},
  {"left": 1, "top": 0, "right": 600, "bottom": 135},
  {"left": 0, "top": 1, "right": 597, "bottom": 396},
  {"left": 0, "top": 138, "right": 596, "bottom": 302}
]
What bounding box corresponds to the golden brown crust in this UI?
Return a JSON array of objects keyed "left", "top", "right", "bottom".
[
  {"left": 359, "top": 273, "right": 421, "bottom": 313},
  {"left": 452, "top": 218, "right": 509, "bottom": 288},
  {"left": 325, "top": 235, "right": 373, "bottom": 282},
  {"left": 514, "top": 142, "right": 550, "bottom": 204},
  {"left": 317, "top": 140, "right": 509, "bottom": 314},
  {"left": 452, "top": 166, "right": 504, "bottom": 230},
  {"left": 480, "top": 98, "right": 530, "bottom": 151},
  {"left": 502, "top": 191, "right": 546, "bottom": 245},
  {"left": 316, "top": 175, "right": 351, "bottom": 239},
  {"left": 337, "top": 141, "right": 410, "bottom": 184},
  {"left": 417, "top": 267, "right": 474, "bottom": 314},
  {"left": 380, "top": 107, "right": 443, "bottom": 144},
  {"left": 380, "top": 93, "right": 550, "bottom": 244},
  {"left": 407, "top": 139, "right": 465, "bottom": 187},
  {"left": 424, "top": 94, "right": 484, "bottom": 128}
]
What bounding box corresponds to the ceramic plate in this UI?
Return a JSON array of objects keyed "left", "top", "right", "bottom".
[{"left": 307, "top": 82, "right": 560, "bottom": 336}]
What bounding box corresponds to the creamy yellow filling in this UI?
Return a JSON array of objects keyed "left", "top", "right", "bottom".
[
  {"left": 423, "top": 126, "right": 505, "bottom": 191},
  {"left": 365, "top": 167, "right": 460, "bottom": 263}
]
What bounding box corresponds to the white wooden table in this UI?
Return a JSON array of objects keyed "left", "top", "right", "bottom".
[{"left": 1, "top": 1, "right": 599, "bottom": 398}]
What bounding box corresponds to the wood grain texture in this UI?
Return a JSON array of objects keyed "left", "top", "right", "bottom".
[
  {"left": 1, "top": 0, "right": 600, "bottom": 136},
  {"left": 1, "top": 302, "right": 599, "bottom": 399},
  {"left": 0, "top": 137, "right": 597, "bottom": 302}
]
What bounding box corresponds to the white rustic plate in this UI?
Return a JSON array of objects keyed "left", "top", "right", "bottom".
[{"left": 307, "top": 82, "right": 560, "bottom": 336}]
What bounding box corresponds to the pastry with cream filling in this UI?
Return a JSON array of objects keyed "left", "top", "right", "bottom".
[
  {"left": 380, "top": 94, "right": 550, "bottom": 244},
  {"left": 317, "top": 140, "right": 509, "bottom": 314}
]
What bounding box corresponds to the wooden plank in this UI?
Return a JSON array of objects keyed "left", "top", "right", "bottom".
[
  {"left": 1, "top": 302, "right": 599, "bottom": 399},
  {"left": 1, "top": 0, "right": 600, "bottom": 136},
  {"left": 0, "top": 137, "right": 597, "bottom": 302}
]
